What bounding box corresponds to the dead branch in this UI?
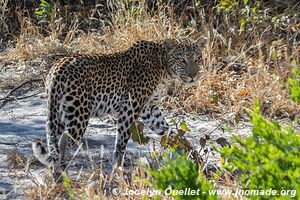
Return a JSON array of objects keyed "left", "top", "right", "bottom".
[{"left": 0, "top": 78, "right": 42, "bottom": 108}]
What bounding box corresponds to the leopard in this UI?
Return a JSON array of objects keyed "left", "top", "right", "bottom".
[{"left": 32, "top": 38, "right": 206, "bottom": 180}]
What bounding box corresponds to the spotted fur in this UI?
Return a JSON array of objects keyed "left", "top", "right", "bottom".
[{"left": 32, "top": 38, "right": 206, "bottom": 176}]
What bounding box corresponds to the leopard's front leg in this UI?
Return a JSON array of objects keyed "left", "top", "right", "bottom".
[{"left": 140, "top": 104, "right": 171, "bottom": 136}]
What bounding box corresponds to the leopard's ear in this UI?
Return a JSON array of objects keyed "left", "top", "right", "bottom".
[{"left": 162, "top": 38, "right": 178, "bottom": 53}]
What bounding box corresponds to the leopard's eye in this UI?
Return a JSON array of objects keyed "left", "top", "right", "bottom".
[{"left": 180, "top": 58, "right": 186, "bottom": 63}]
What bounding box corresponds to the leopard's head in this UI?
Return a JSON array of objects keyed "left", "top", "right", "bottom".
[{"left": 163, "top": 38, "right": 207, "bottom": 85}]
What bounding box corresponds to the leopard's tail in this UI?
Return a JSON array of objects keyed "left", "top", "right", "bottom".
[
  {"left": 32, "top": 140, "right": 59, "bottom": 167},
  {"left": 32, "top": 74, "right": 63, "bottom": 167}
]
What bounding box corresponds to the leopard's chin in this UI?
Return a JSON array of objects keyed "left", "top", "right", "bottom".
[{"left": 182, "top": 80, "right": 197, "bottom": 88}]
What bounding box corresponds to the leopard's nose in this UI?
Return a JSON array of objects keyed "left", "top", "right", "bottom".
[{"left": 186, "top": 61, "right": 199, "bottom": 78}]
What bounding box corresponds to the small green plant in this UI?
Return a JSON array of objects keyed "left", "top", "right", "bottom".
[
  {"left": 216, "top": 0, "right": 260, "bottom": 33},
  {"left": 286, "top": 61, "right": 300, "bottom": 103},
  {"left": 216, "top": 0, "right": 238, "bottom": 12},
  {"left": 130, "top": 119, "right": 192, "bottom": 151},
  {"left": 148, "top": 151, "right": 217, "bottom": 200},
  {"left": 35, "top": 0, "right": 54, "bottom": 23},
  {"left": 130, "top": 121, "right": 150, "bottom": 144},
  {"left": 221, "top": 101, "right": 300, "bottom": 199},
  {"left": 62, "top": 172, "right": 75, "bottom": 200},
  {"left": 160, "top": 120, "right": 192, "bottom": 151}
]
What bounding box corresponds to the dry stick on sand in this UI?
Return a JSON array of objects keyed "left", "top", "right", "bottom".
[{"left": 0, "top": 78, "right": 42, "bottom": 108}]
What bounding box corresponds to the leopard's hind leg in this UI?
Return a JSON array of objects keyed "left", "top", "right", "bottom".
[{"left": 52, "top": 96, "right": 91, "bottom": 182}]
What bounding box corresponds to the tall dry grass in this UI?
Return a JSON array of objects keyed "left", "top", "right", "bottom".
[
  {"left": 1, "top": 1, "right": 299, "bottom": 199},
  {"left": 1, "top": 0, "right": 299, "bottom": 120}
]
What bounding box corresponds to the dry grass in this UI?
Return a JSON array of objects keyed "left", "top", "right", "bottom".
[
  {"left": 25, "top": 163, "right": 154, "bottom": 199},
  {"left": 1, "top": 0, "right": 300, "bottom": 199},
  {"left": 1, "top": 1, "right": 299, "bottom": 120},
  {"left": 6, "top": 146, "right": 27, "bottom": 169},
  {"left": 184, "top": 63, "right": 300, "bottom": 120}
]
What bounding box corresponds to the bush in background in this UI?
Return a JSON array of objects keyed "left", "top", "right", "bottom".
[
  {"left": 221, "top": 100, "right": 300, "bottom": 199},
  {"left": 148, "top": 151, "right": 217, "bottom": 200},
  {"left": 286, "top": 61, "right": 300, "bottom": 104}
]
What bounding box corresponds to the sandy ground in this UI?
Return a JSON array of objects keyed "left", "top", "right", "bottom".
[{"left": 0, "top": 89, "right": 251, "bottom": 199}]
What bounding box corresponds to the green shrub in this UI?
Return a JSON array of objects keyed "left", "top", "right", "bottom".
[
  {"left": 286, "top": 61, "right": 300, "bottom": 103},
  {"left": 148, "top": 151, "right": 217, "bottom": 200},
  {"left": 221, "top": 101, "right": 300, "bottom": 199},
  {"left": 35, "top": 0, "right": 54, "bottom": 23},
  {"left": 62, "top": 172, "right": 75, "bottom": 200}
]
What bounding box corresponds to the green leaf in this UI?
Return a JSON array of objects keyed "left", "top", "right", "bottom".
[
  {"left": 217, "top": 0, "right": 237, "bottom": 12},
  {"left": 130, "top": 121, "right": 150, "bottom": 144},
  {"left": 168, "top": 119, "right": 176, "bottom": 125},
  {"left": 240, "top": 18, "right": 246, "bottom": 32},
  {"left": 223, "top": 124, "right": 232, "bottom": 132},
  {"left": 40, "top": 0, "right": 50, "bottom": 7},
  {"left": 212, "top": 95, "right": 219, "bottom": 104},
  {"left": 180, "top": 121, "right": 190, "bottom": 132},
  {"left": 62, "top": 172, "right": 75, "bottom": 200},
  {"left": 160, "top": 135, "right": 170, "bottom": 148},
  {"left": 252, "top": 6, "right": 257, "bottom": 14},
  {"left": 34, "top": 10, "right": 44, "bottom": 16}
]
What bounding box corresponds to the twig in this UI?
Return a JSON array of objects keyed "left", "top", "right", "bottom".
[
  {"left": 0, "top": 79, "right": 42, "bottom": 100},
  {"left": 0, "top": 79, "right": 42, "bottom": 108},
  {"left": 207, "top": 120, "right": 228, "bottom": 136},
  {"left": 15, "top": 92, "right": 42, "bottom": 100},
  {"left": 0, "top": 141, "right": 20, "bottom": 145}
]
